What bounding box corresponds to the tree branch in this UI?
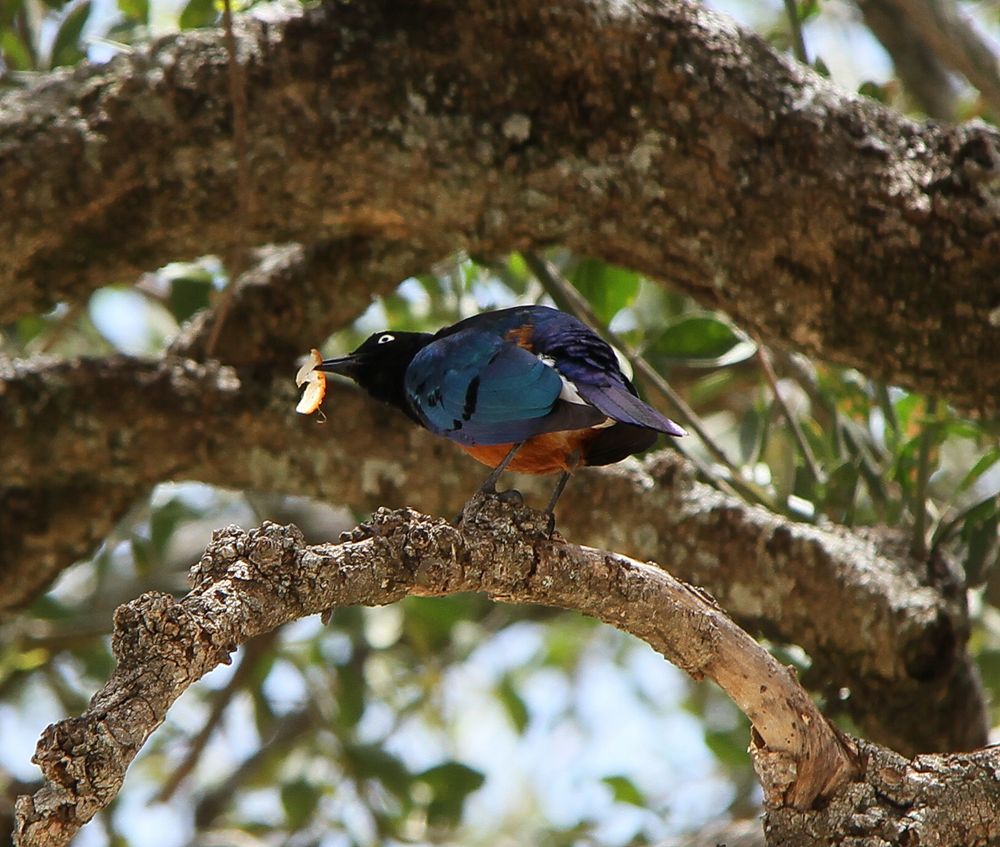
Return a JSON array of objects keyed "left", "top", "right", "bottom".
[
  {"left": 879, "top": 0, "right": 1000, "bottom": 116},
  {"left": 857, "top": 0, "right": 958, "bottom": 121},
  {"left": 168, "top": 237, "right": 434, "bottom": 366},
  {"left": 13, "top": 502, "right": 861, "bottom": 847},
  {"left": 2, "top": 0, "right": 999, "bottom": 413},
  {"left": 0, "top": 355, "right": 986, "bottom": 753}
]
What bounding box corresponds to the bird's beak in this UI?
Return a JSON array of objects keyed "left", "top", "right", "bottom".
[{"left": 316, "top": 355, "right": 361, "bottom": 378}]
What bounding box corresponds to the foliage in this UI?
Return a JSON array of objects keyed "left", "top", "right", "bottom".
[{"left": 1, "top": 1, "right": 999, "bottom": 846}]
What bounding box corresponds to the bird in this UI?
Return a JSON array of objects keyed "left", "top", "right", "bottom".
[{"left": 315, "top": 305, "right": 686, "bottom": 514}]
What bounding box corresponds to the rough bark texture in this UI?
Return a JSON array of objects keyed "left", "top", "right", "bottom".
[
  {"left": 12, "top": 503, "right": 861, "bottom": 846},
  {"left": 3, "top": 1, "right": 999, "bottom": 842},
  {"left": 13, "top": 507, "right": 1000, "bottom": 847},
  {"left": 2, "top": 0, "right": 999, "bottom": 415},
  {"left": 762, "top": 740, "right": 1000, "bottom": 846},
  {"left": 0, "top": 353, "right": 986, "bottom": 756}
]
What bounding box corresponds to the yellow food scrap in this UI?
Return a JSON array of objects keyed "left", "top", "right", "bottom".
[{"left": 295, "top": 348, "right": 327, "bottom": 415}]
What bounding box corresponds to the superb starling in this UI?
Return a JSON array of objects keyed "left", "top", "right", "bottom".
[{"left": 314, "top": 305, "right": 685, "bottom": 511}]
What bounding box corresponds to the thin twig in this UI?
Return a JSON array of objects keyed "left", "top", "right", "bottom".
[
  {"left": 880, "top": 0, "right": 1000, "bottom": 116},
  {"left": 523, "top": 252, "right": 776, "bottom": 510},
  {"left": 194, "top": 708, "right": 318, "bottom": 829},
  {"left": 206, "top": 0, "right": 254, "bottom": 357},
  {"left": 782, "top": 0, "right": 809, "bottom": 64},
  {"left": 912, "top": 396, "right": 939, "bottom": 561},
  {"left": 756, "top": 344, "right": 826, "bottom": 485}
]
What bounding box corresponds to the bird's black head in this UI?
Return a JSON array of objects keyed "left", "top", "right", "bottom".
[{"left": 317, "top": 330, "right": 432, "bottom": 420}]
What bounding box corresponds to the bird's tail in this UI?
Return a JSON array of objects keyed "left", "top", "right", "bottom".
[{"left": 577, "top": 383, "right": 687, "bottom": 436}]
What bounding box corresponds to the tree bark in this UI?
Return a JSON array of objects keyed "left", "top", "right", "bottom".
[
  {"left": 1, "top": 0, "right": 999, "bottom": 414},
  {"left": 15, "top": 503, "right": 861, "bottom": 846},
  {"left": 0, "top": 350, "right": 986, "bottom": 755},
  {"left": 3, "top": 3, "right": 998, "bottom": 837},
  {"left": 12, "top": 506, "right": 1000, "bottom": 847}
]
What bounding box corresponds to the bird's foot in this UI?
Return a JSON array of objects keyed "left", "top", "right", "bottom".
[
  {"left": 455, "top": 488, "right": 557, "bottom": 542},
  {"left": 454, "top": 487, "right": 523, "bottom": 525},
  {"left": 339, "top": 522, "right": 375, "bottom": 543},
  {"left": 496, "top": 488, "right": 525, "bottom": 507}
]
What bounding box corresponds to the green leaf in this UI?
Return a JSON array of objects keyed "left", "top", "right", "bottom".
[
  {"left": 179, "top": 0, "right": 217, "bottom": 29},
  {"left": 402, "top": 595, "right": 482, "bottom": 655},
  {"left": 795, "top": 0, "right": 819, "bottom": 22},
  {"left": 602, "top": 775, "right": 645, "bottom": 807},
  {"left": 568, "top": 259, "right": 641, "bottom": 323},
  {"left": 1, "top": 30, "right": 33, "bottom": 71},
  {"left": 737, "top": 404, "right": 766, "bottom": 465},
  {"left": 334, "top": 659, "right": 366, "bottom": 729},
  {"left": 964, "top": 509, "right": 998, "bottom": 587},
  {"left": 823, "top": 460, "right": 861, "bottom": 522},
  {"left": 1, "top": 0, "right": 22, "bottom": 25},
  {"left": 150, "top": 497, "right": 197, "bottom": 557},
  {"left": 496, "top": 674, "right": 529, "bottom": 733},
  {"left": 343, "top": 743, "right": 411, "bottom": 797},
  {"left": 893, "top": 391, "right": 921, "bottom": 433},
  {"left": 117, "top": 0, "right": 148, "bottom": 20},
  {"left": 417, "top": 762, "right": 485, "bottom": 825},
  {"left": 49, "top": 0, "right": 91, "bottom": 68},
  {"left": 168, "top": 274, "right": 213, "bottom": 323},
  {"left": 812, "top": 56, "right": 831, "bottom": 78},
  {"left": 704, "top": 727, "right": 750, "bottom": 767},
  {"left": 650, "top": 313, "right": 756, "bottom": 367},
  {"left": 858, "top": 81, "right": 888, "bottom": 104},
  {"left": 281, "top": 779, "right": 321, "bottom": 830},
  {"left": 130, "top": 536, "right": 155, "bottom": 575},
  {"left": 955, "top": 451, "right": 1000, "bottom": 499}
]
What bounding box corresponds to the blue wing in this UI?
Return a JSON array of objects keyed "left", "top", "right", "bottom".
[
  {"left": 518, "top": 308, "right": 687, "bottom": 437},
  {"left": 404, "top": 327, "right": 604, "bottom": 445}
]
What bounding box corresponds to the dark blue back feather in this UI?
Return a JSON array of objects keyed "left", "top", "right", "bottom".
[
  {"left": 403, "top": 305, "right": 683, "bottom": 447},
  {"left": 404, "top": 326, "right": 602, "bottom": 445}
]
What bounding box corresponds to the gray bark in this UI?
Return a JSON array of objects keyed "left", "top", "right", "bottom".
[
  {"left": 1, "top": 0, "right": 999, "bottom": 414},
  {"left": 12, "top": 508, "right": 1000, "bottom": 847}
]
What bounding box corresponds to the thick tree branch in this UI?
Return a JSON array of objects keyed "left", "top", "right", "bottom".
[
  {"left": 13, "top": 504, "right": 861, "bottom": 847},
  {"left": 764, "top": 739, "right": 1000, "bottom": 845},
  {"left": 2, "top": 0, "right": 999, "bottom": 413},
  {"left": 168, "top": 237, "right": 435, "bottom": 366},
  {"left": 0, "top": 356, "right": 986, "bottom": 754},
  {"left": 0, "top": 230, "right": 429, "bottom": 613}
]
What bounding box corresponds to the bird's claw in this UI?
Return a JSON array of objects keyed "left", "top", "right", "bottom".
[
  {"left": 339, "top": 522, "right": 375, "bottom": 543},
  {"left": 453, "top": 487, "right": 524, "bottom": 526},
  {"left": 496, "top": 488, "right": 524, "bottom": 507}
]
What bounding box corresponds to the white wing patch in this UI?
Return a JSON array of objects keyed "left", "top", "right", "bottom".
[{"left": 538, "top": 354, "right": 615, "bottom": 428}]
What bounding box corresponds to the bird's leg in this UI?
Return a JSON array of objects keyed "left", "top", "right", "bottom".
[
  {"left": 454, "top": 442, "right": 524, "bottom": 524},
  {"left": 542, "top": 451, "right": 580, "bottom": 536},
  {"left": 544, "top": 470, "right": 572, "bottom": 515},
  {"left": 477, "top": 442, "right": 524, "bottom": 495}
]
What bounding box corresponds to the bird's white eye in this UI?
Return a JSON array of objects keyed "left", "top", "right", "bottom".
[{"left": 378, "top": 334, "right": 395, "bottom": 344}]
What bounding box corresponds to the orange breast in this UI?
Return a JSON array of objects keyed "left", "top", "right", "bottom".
[{"left": 459, "top": 430, "right": 598, "bottom": 475}]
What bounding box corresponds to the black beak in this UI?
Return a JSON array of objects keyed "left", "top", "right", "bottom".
[{"left": 316, "top": 355, "right": 361, "bottom": 378}]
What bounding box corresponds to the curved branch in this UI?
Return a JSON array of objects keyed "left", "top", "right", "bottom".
[
  {"left": 13, "top": 503, "right": 860, "bottom": 847},
  {"left": 0, "top": 355, "right": 986, "bottom": 753},
  {"left": 2, "top": 0, "right": 999, "bottom": 413}
]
